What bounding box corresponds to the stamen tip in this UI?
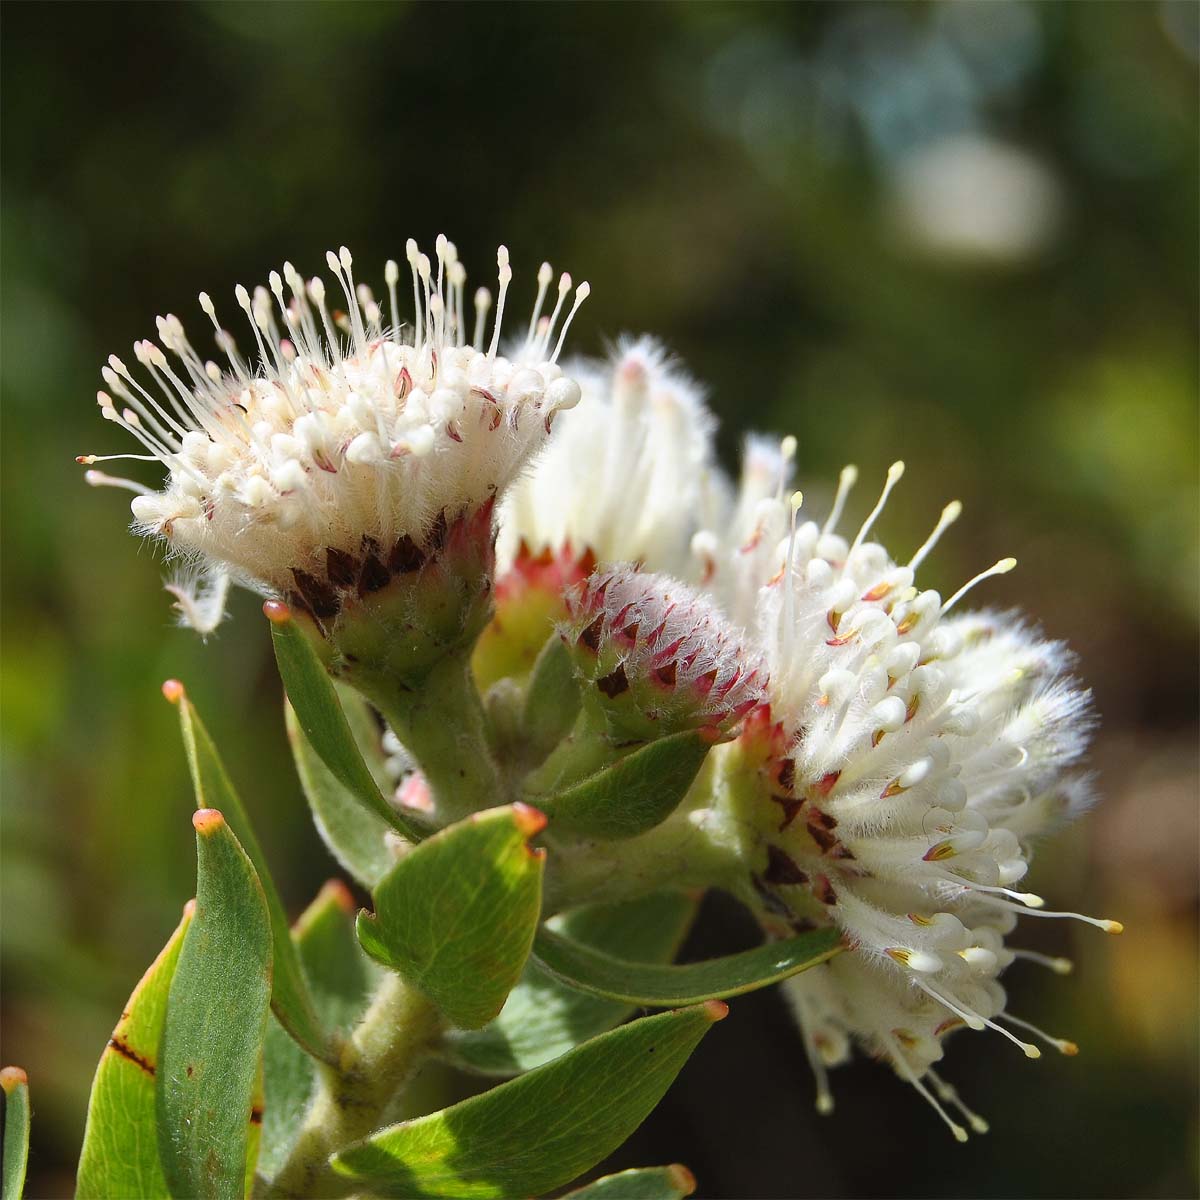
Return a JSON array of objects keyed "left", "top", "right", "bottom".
[
  {"left": 1104, "top": 919, "right": 1124, "bottom": 935},
  {"left": 815, "top": 1093, "right": 834, "bottom": 1116},
  {"left": 161, "top": 679, "right": 185, "bottom": 704},
  {"left": 952, "top": 1124, "right": 969, "bottom": 1143},
  {"left": 969, "top": 1116, "right": 990, "bottom": 1134}
]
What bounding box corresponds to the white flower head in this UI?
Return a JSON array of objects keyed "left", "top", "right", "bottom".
[
  {"left": 498, "top": 335, "right": 721, "bottom": 579},
  {"left": 80, "top": 239, "right": 587, "bottom": 619},
  {"left": 709, "top": 455, "right": 1114, "bottom": 1138}
]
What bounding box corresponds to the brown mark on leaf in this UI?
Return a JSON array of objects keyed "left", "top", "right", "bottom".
[{"left": 108, "top": 1037, "right": 156, "bottom": 1077}]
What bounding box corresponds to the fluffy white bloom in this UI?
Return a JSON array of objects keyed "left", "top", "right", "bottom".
[
  {"left": 707, "top": 456, "right": 1113, "bottom": 1139},
  {"left": 81, "top": 239, "right": 587, "bottom": 619},
  {"left": 498, "top": 336, "right": 721, "bottom": 578}
]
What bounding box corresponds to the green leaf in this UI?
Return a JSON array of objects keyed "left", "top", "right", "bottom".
[
  {"left": 522, "top": 633, "right": 581, "bottom": 759},
  {"left": 330, "top": 1003, "right": 725, "bottom": 1199},
  {"left": 169, "top": 684, "right": 333, "bottom": 1064},
  {"left": 157, "top": 810, "right": 273, "bottom": 1200},
  {"left": 1, "top": 1068, "right": 30, "bottom": 1200},
  {"left": 75, "top": 904, "right": 193, "bottom": 1199},
  {"left": 286, "top": 701, "right": 395, "bottom": 889},
  {"left": 447, "top": 891, "right": 698, "bottom": 1076},
  {"left": 563, "top": 1164, "right": 697, "bottom": 1199},
  {"left": 357, "top": 805, "right": 546, "bottom": 1029},
  {"left": 533, "top": 924, "right": 843, "bottom": 1007},
  {"left": 267, "top": 607, "right": 425, "bottom": 842},
  {"left": 537, "top": 730, "right": 712, "bottom": 840},
  {"left": 336, "top": 683, "right": 394, "bottom": 795}
]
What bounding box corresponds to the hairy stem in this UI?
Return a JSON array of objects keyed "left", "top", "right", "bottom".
[
  {"left": 359, "top": 650, "right": 504, "bottom": 821},
  {"left": 268, "top": 974, "right": 443, "bottom": 1199}
]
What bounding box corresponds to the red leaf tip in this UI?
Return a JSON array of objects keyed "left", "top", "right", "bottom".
[
  {"left": 668, "top": 1164, "right": 698, "bottom": 1196},
  {"left": 263, "top": 599, "right": 292, "bottom": 624},
  {"left": 0, "top": 1066, "right": 28, "bottom": 1092},
  {"left": 319, "top": 878, "right": 357, "bottom": 914},
  {"left": 511, "top": 801, "right": 548, "bottom": 838},
  {"left": 192, "top": 808, "right": 225, "bottom": 835},
  {"left": 161, "top": 679, "right": 185, "bottom": 703}
]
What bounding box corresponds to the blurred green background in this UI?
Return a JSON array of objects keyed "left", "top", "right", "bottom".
[{"left": 2, "top": 2, "right": 1197, "bottom": 1197}]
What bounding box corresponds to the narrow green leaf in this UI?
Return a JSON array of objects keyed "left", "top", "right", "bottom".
[
  {"left": 447, "top": 891, "right": 698, "bottom": 1076},
  {"left": 563, "top": 1164, "right": 697, "bottom": 1199},
  {"left": 157, "top": 810, "right": 273, "bottom": 1200},
  {"left": 267, "top": 606, "right": 425, "bottom": 842},
  {"left": 1, "top": 1068, "right": 30, "bottom": 1200},
  {"left": 75, "top": 904, "right": 193, "bottom": 1199},
  {"left": 533, "top": 924, "right": 843, "bottom": 1007},
  {"left": 522, "top": 632, "right": 580, "bottom": 759},
  {"left": 330, "top": 1003, "right": 725, "bottom": 1199},
  {"left": 357, "top": 805, "right": 546, "bottom": 1029},
  {"left": 336, "top": 683, "right": 393, "bottom": 794},
  {"left": 537, "top": 730, "right": 712, "bottom": 840},
  {"left": 286, "top": 701, "right": 395, "bottom": 889},
  {"left": 168, "top": 682, "right": 333, "bottom": 1064},
  {"left": 260, "top": 880, "right": 381, "bottom": 1181}
]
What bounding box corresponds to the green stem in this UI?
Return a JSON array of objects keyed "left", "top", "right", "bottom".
[
  {"left": 268, "top": 974, "right": 443, "bottom": 1199},
  {"left": 358, "top": 651, "right": 504, "bottom": 821},
  {"left": 541, "top": 801, "right": 749, "bottom": 915}
]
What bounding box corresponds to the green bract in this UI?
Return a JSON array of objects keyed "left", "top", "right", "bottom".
[{"left": 357, "top": 805, "right": 547, "bottom": 1029}]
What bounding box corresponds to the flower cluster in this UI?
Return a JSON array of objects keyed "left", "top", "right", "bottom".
[
  {"left": 85, "top": 243, "right": 1112, "bottom": 1142},
  {"left": 498, "top": 335, "right": 722, "bottom": 579},
  {"left": 697, "top": 455, "right": 1113, "bottom": 1137},
  {"left": 81, "top": 239, "right": 587, "bottom": 621}
]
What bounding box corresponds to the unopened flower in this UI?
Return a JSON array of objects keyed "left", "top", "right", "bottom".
[
  {"left": 563, "top": 566, "right": 766, "bottom": 741},
  {"left": 81, "top": 239, "right": 587, "bottom": 626},
  {"left": 708, "top": 458, "right": 1115, "bottom": 1139},
  {"left": 498, "top": 336, "right": 721, "bottom": 579}
]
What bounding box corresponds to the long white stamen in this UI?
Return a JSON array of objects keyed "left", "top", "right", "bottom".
[
  {"left": 999, "top": 1012, "right": 1079, "bottom": 1056},
  {"left": 927, "top": 1069, "right": 989, "bottom": 1133},
  {"left": 822, "top": 464, "right": 858, "bottom": 535},
  {"left": 909, "top": 500, "right": 963, "bottom": 571},
  {"left": 487, "top": 246, "right": 511, "bottom": 361},
  {"left": 1012, "top": 949, "right": 1074, "bottom": 975},
  {"left": 847, "top": 460, "right": 904, "bottom": 562},
  {"left": 881, "top": 1032, "right": 968, "bottom": 1142},
  {"left": 942, "top": 557, "right": 1017, "bottom": 615},
  {"left": 84, "top": 469, "right": 153, "bottom": 495},
  {"left": 384, "top": 259, "right": 401, "bottom": 344},
  {"left": 526, "top": 261, "right": 554, "bottom": 344},
  {"left": 551, "top": 281, "right": 590, "bottom": 364},
  {"left": 473, "top": 287, "right": 492, "bottom": 352}
]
